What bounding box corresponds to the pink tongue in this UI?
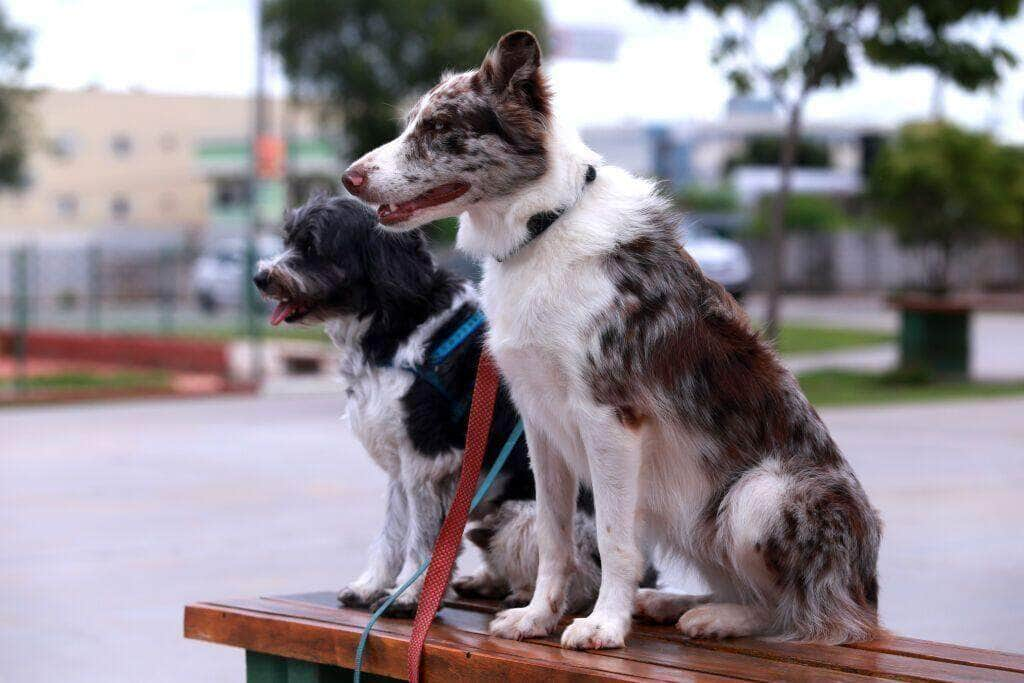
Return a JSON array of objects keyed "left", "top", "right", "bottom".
[{"left": 270, "top": 301, "right": 295, "bottom": 326}]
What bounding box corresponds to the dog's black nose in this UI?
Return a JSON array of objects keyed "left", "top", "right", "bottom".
[{"left": 253, "top": 271, "right": 270, "bottom": 290}]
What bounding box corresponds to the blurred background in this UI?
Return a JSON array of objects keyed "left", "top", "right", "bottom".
[{"left": 1, "top": 1, "right": 1023, "bottom": 681}]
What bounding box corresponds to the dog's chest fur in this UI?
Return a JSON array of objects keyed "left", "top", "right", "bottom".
[
  {"left": 326, "top": 317, "right": 415, "bottom": 477},
  {"left": 475, "top": 169, "right": 655, "bottom": 482}
]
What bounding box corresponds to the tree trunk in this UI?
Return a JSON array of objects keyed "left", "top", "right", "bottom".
[{"left": 765, "top": 102, "right": 802, "bottom": 341}]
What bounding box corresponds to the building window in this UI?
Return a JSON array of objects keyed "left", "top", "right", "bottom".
[
  {"left": 159, "top": 132, "right": 178, "bottom": 152},
  {"left": 111, "top": 195, "right": 131, "bottom": 221},
  {"left": 56, "top": 194, "right": 79, "bottom": 219},
  {"left": 111, "top": 133, "right": 133, "bottom": 157},
  {"left": 50, "top": 132, "right": 79, "bottom": 160},
  {"left": 290, "top": 178, "right": 336, "bottom": 203},
  {"left": 214, "top": 179, "right": 252, "bottom": 208}
]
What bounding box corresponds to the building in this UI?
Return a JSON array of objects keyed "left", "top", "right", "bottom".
[
  {"left": 582, "top": 97, "right": 887, "bottom": 207},
  {"left": 0, "top": 88, "right": 345, "bottom": 238}
]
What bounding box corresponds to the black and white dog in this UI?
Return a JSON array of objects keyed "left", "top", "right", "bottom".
[
  {"left": 341, "top": 31, "right": 882, "bottom": 647},
  {"left": 253, "top": 196, "right": 602, "bottom": 615}
]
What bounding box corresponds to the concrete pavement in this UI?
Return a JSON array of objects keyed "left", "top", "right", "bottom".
[{"left": 2, "top": 392, "right": 1023, "bottom": 682}]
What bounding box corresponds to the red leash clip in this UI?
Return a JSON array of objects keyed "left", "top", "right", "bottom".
[{"left": 406, "top": 352, "right": 501, "bottom": 682}]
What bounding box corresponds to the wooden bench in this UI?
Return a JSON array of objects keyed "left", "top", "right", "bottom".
[{"left": 184, "top": 591, "right": 1024, "bottom": 681}]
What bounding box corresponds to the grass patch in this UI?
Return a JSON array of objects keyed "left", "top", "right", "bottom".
[
  {"left": 773, "top": 324, "right": 893, "bottom": 355},
  {"left": 93, "top": 324, "right": 330, "bottom": 343},
  {"left": 1, "top": 369, "right": 171, "bottom": 393},
  {"left": 797, "top": 369, "right": 1024, "bottom": 407},
  {"left": 172, "top": 325, "right": 327, "bottom": 342}
]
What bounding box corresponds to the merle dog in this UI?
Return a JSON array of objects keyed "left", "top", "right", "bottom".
[
  {"left": 253, "top": 195, "right": 602, "bottom": 615},
  {"left": 340, "top": 31, "right": 882, "bottom": 647}
]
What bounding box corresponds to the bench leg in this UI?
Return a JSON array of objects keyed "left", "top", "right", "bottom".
[
  {"left": 900, "top": 309, "right": 970, "bottom": 380},
  {"left": 245, "top": 651, "right": 399, "bottom": 683}
]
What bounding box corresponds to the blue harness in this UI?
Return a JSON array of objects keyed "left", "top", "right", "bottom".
[{"left": 381, "top": 310, "right": 485, "bottom": 420}]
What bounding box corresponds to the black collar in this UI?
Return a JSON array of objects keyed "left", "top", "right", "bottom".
[{"left": 496, "top": 164, "right": 596, "bottom": 263}]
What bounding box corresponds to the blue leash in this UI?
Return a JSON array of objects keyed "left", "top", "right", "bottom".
[{"left": 352, "top": 419, "right": 524, "bottom": 682}]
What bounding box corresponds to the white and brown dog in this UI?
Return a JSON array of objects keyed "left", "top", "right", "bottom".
[{"left": 342, "top": 31, "right": 882, "bottom": 648}]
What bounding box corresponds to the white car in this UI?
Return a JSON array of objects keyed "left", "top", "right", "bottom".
[
  {"left": 192, "top": 235, "right": 282, "bottom": 313},
  {"left": 681, "top": 223, "right": 752, "bottom": 299}
]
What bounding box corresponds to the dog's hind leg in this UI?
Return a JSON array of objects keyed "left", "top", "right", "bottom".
[
  {"left": 676, "top": 603, "right": 770, "bottom": 639},
  {"left": 452, "top": 566, "right": 510, "bottom": 600},
  {"left": 339, "top": 478, "right": 408, "bottom": 608},
  {"left": 634, "top": 589, "right": 712, "bottom": 624}
]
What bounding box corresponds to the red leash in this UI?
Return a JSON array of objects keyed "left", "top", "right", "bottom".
[{"left": 406, "top": 351, "right": 500, "bottom": 682}]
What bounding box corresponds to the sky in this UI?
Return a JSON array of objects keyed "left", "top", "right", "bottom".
[{"left": 7, "top": 0, "right": 1024, "bottom": 142}]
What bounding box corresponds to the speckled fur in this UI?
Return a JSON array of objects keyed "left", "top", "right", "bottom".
[{"left": 342, "top": 31, "right": 882, "bottom": 647}]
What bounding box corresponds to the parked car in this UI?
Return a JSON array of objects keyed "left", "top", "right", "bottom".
[
  {"left": 192, "top": 235, "right": 282, "bottom": 313},
  {"left": 680, "top": 223, "right": 752, "bottom": 300}
]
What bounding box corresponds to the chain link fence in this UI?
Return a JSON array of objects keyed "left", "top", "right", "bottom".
[{"left": 0, "top": 235, "right": 274, "bottom": 402}]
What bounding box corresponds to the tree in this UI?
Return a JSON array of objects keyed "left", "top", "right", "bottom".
[
  {"left": 638, "top": 0, "right": 1020, "bottom": 339},
  {"left": 0, "top": 3, "right": 32, "bottom": 189},
  {"left": 724, "top": 135, "right": 831, "bottom": 173},
  {"left": 263, "top": 0, "right": 546, "bottom": 158},
  {"left": 869, "top": 121, "right": 1024, "bottom": 292},
  {"left": 753, "top": 193, "right": 845, "bottom": 235}
]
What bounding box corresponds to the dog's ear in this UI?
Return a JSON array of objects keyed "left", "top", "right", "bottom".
[{"left": 480, "top": 31, "right": 546, "bottom": 110}]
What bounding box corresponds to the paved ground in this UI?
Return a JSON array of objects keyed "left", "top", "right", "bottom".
[{"left": 3, "top": 392, "right": 1023, "bottom": 682}]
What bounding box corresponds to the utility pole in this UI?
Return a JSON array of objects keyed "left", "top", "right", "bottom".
[{"left": 246, "top": 0, "right": 267, "bottom": 385}]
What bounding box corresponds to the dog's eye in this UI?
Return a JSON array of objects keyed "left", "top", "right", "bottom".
[
  {"left": 303, "top": 242, "right": 316, "bottom": 257},
  {"left": 433, "top": 121, "right": 445, "bottom": 132}
]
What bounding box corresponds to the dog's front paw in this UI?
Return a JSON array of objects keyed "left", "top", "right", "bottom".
[
  {"left": 337, "top": 582, "right": 389, "bottom": 609},
  {"left": 560, "top": 613, "right": 629, "bottom": 650},
  {"left": 489, "top": 606, "right": 559, "bottom": 641}
]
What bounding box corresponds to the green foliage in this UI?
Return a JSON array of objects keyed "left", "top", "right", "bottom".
[
  {"left": 869, "top": 122, "right": 1024, "bottom": 249},
  {"left": 0, "top": 370, "right": 171, "bottom": 393},
  {"left": 726, "top": 135, "right": 830, "bottom": 172},
  {"left": 772, "top": 324, "right": 894, "bottom": 355},
  {"left": 263, "top": 0, "right": 547, "bottom": 157},
  {"left": 675, "top": 184, "right": 738, "bottom": 212},
  {"left": 423, "top": 216, "right": 460, "bottom": 246},
  {"left": 0, "top": 4, "right": 32, "bottom": 189},
  {"left": 639, "top": 1, "right": 1021, "bottom": 101},
  {"left": 753, "top": 193, "right": 846, "bottom": 234},
  {"left": 865, "top": 1, "right": 1020, "bottom": 91},
  {"left": 796, "top": 369, "right": 1024, "bottom": 407}
]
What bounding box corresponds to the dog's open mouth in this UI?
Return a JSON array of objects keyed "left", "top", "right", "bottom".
[
  {"left": 269, "top": 299, "right": 312, "bottom": 326},
  {"left": 377, "top": 182, "right": 470, "bottom": 225}
]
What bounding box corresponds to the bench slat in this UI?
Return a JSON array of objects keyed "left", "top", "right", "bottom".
[
  {"left": 185, "top": 601, "right": 734, "bottom": 682},
  {"left": 185, "top": 592, "right": 1024, "bottom": 683},
  {"left": 224, "top": 594, "right": 885, "bottom": 682},
  {"left": 848, "top": 636, "right": 1024, "bottom": 674},
  {"left": 448, "top": 595, "right": 1024, "bottom": 683},
  {"left": 640, "top": 629, "right": 1022, "bottom": 683}
]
